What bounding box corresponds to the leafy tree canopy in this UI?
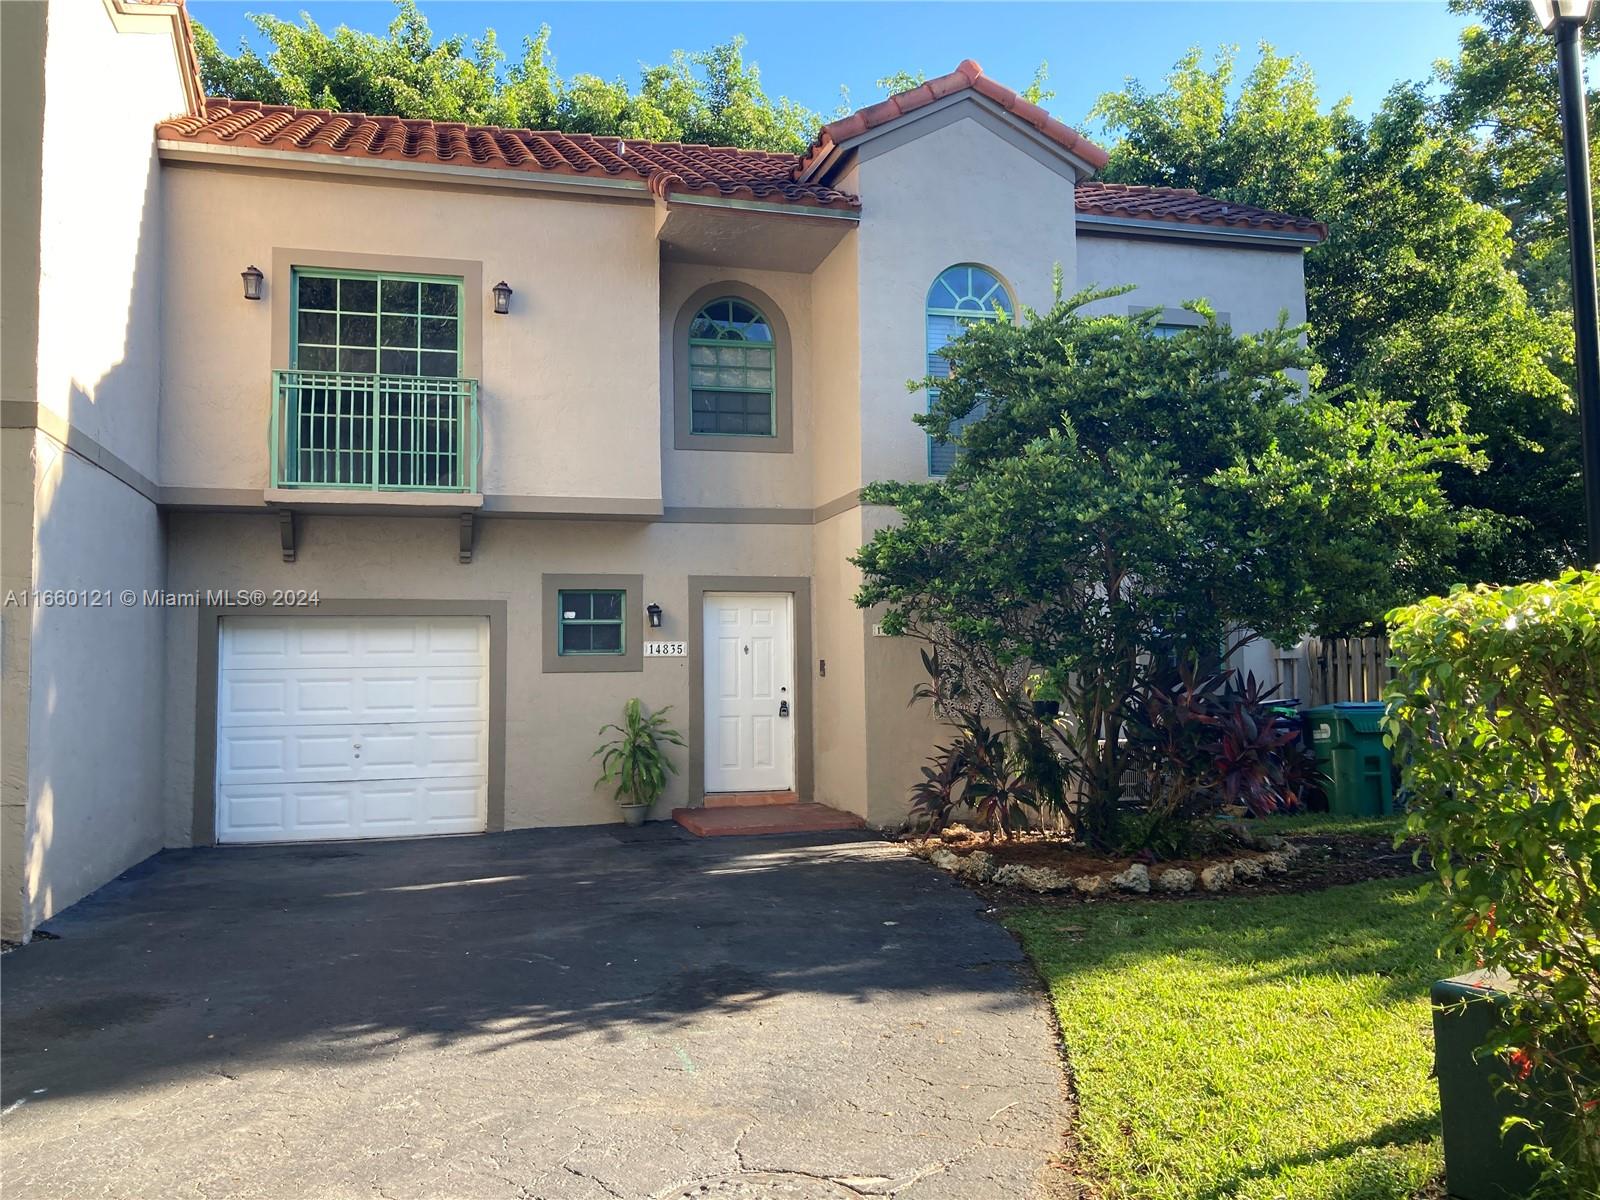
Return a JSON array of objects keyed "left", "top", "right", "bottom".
[
  {"left": 854, "top": 287, "right": 1476, "bottom": 840},
  {"left": 194, "top": 0, "right": 819, "bottom": 151},
  {"left": 1437, "top": 0, "right": 1597, "bottom": 312},
  {"left": 1092, "top": 42, "right": 1580, "bottom": 585}
]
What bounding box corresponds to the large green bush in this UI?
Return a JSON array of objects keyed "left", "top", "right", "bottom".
[{"left": 1385, "top": 569, "right": 1600, "bottom": 1192}]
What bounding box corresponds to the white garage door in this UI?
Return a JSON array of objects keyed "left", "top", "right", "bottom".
[{"left": 216, "top": 615, "right": 489, "bottom": 843}]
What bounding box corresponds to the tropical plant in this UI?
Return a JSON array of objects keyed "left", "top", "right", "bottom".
[
  {"left": 592, "top": 699, "right": 685, "bottom": 810},
  {"left": 906, "top": 737, "right": 968, "bottom": 835},
  {"left": 1386, "top": 570, "right": 1600, "bottom": 1195},
  {"left": 956, "top": 716, "right": 1039, "bottom": 841},
  {"left": 855, "top": 283, "right": 1474, "bottom": 849}
]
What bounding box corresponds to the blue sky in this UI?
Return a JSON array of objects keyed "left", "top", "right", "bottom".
[{"left": 190, "top": 1, "right": 1473, "bottom": 132}]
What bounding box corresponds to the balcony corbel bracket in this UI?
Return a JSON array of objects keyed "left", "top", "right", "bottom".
[
  {"left": 278, "top": 510, "right": 297, "bottom": 563},
  {"left": 459, "top": 512, "right": 475, "bottom": 564}
]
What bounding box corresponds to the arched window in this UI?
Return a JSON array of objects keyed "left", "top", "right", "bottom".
[
  {"left": 687, "top": 298, "right": 776, "bottom": 437},
  {"left": 926, "top": 265, "right": 1013, "bottom": 475}
]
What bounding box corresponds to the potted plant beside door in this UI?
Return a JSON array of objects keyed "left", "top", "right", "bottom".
[{"left": 593, "top": 699, "right": 685, "bottom": 826}]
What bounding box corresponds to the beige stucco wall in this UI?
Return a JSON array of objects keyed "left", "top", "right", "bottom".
[
  {"left": 809, "top": 506, "right": 869, "bottom": 817},
  {"left": 659, "top": 263, "right": 813, "bottom": 510},
  {"left": 2, "top": 0, "right": 183, "bottom": 939},
  {"left": 161, "top": 514, "right": 815, "bottom": 841},
  {"left": 160, "top": 166, "right": 664, "bottom": 506},
  {"left": 24, "top": 437, "right": 167, "bottom": 930},
  {"left": 1, "top": 431, "right": 40, "bottom": 939},
  {"left": 34, "top": 0, "right": 183, "bottom": 483},
  {"left": 852, "top": 109, "right": 1078, "bottom": 487},
  {"left": 1075, "top": 235, "right": 1309, "bottom": 334},
  {"left": 809, "top": 231, "right": 862, "bottom": 508}
]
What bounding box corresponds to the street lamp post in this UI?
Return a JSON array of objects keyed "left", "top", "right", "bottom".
[{"left": 1533, "top": 0, "right": 1600, "bottom": 561}]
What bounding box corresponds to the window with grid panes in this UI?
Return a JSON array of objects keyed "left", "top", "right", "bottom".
[
  {"left": 292, "top": 271, "right": 461, "bottom": 376},
  {"left": 687, "top": 298, "right": 775, "bottom": 436},
  {"left": 558, "top": 590, "right": 626, "bottom": 655},
  {"left": 286, "top": 269, "right": 466, "bottom": 489},
  {"left": 926, "top": 265, "right": 1013, "bottom": 476}
]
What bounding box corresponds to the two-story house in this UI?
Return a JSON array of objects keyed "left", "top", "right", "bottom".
[{"left": 1, "top": 0, "right": 1325, "bottom": 940}]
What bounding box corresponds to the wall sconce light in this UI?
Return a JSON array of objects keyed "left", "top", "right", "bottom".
[
  {"left": 646, "top": 603, "right": 663, "bottom": 628},
  {"left": 492, "top": 280, "right": 513, "bottom": 315},
  {"left": 241, "top": 265, "right": 264, "bottom": 301}
]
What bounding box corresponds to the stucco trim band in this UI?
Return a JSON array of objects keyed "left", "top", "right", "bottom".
[
  {"left": 2, "top": 401, "right": 160, "bottom": 506},
  {"left": 686, "top": 576, "right": 814, "bottom": 808},
  {"left": 191, "top": 600, "right": 510, "bottom": 845}
]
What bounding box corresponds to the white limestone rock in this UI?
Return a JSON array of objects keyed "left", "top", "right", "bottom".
[
  {"left": 957, "top": 850, "right": 998, "bottom": 882},
  {"left": 1233, "top": 856, "right": 1267, "bottom": 882},
  {"left": 1111, "top": 863, "right": 1151, "bottom": 894},
  {"left": 1200, "top": 862, "right": 1235, "bottom": 892},
  {"left": 1072, "top": 873, "right": 1108, "bottom": 896},
  {"left": 994, "top": 863, "right": 1073, "bottom": 893},
  {"left": 1156, "top": 867, "right": 1197, "bottom": 893}
]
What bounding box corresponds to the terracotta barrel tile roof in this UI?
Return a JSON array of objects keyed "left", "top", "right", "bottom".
[
  {"left": 1076, "top": 181, "right": 1328, "bottom": 238},
  {"left": 156, "top": 99, "right": 862, "bottom": 210},
  {"left": 155, "top": 93, "right": 1325, "bottom": 240},
  {"left": 796, "top": 58, "right": 1110, "bottom": 181}
]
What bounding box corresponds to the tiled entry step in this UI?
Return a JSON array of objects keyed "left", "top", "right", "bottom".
[{"left": 672, "top": 801, "right": 867, "bottom": 837}]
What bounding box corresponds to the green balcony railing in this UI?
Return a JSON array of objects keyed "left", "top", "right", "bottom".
[{"left": 270, "top": 370, "right": 479, "bottom": 492}]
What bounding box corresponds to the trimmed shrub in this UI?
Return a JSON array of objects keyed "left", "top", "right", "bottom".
[{"left": 1385, "top": 569, "right": 1600, "bottom": 1194}]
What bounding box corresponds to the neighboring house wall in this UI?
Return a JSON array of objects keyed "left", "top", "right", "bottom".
[
  {"left": 159, "top": 165, "right": 663, "bottom": 511},
  {"left": 1076, "top": 235, "right": 1310, "bottom": 333},
  {"left": 1, "top": 0, "right": 186, "bottom": 939}
]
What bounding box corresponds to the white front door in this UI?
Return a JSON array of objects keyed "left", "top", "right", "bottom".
[
  {"left": 703, "top": 593, "right": 795, "bottom": 793},
  {"left": 215, "top": 615, "right": 489, "bottom": 843}
]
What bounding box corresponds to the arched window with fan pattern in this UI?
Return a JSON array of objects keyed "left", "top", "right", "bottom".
[
  {"left": 686, "top": 298, "right": 776, "bottom": 437},
  {"left": 925, "top": 265, "right": 1014, "bottom": 475}
]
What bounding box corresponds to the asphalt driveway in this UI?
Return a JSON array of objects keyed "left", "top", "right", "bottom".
[{"left": 1, "top": 826, "right": 1069, "bottom": 1199}]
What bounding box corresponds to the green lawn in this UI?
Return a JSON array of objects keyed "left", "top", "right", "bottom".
[
  {"left": 1008, "top": 878, "right": 1448, "bottom": 1200},
  {"left": 1252, "top": 812, "right": 1410, "bottom": 840}
]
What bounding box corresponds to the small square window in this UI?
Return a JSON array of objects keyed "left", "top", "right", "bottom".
[{"left": 558, "top": 589, "right": 625, "bottom": 656}]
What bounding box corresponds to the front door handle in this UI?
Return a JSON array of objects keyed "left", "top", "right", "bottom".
[{"left": 778, "top": 700, "right": 790, "bottom": 718}]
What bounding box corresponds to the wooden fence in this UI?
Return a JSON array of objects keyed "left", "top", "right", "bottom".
[{"left": 1273, "top": 635, "right": 1393, "bottom": 706}]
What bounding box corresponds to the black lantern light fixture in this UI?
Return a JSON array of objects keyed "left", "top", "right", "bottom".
[
  {"left": 241, "top": 265, "right": 264, "bottom": 301},
  {"left": 646, "top": 603, "right": 663, "bottom": 628},
  {"left": 492, "top": 280, "right": 513, "bottom": 315},
  {"left": 1531, "top": 0, "right": 1600, "bottom": 558}
]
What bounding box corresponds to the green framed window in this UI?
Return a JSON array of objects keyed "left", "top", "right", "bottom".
[
  {"left": 558, "top": 589, "right": 625, "bottom": 656},
  {"left": 926, "top": 265, "right": 1013, "bottom": 476},
  {"left": 292, "top": 269, "right": 462, "bottom": 377},
  {"left": 687, "top": 298, "right": 775, "bottom": 436}
]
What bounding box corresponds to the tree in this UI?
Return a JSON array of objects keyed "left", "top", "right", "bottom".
[
  {"left": 1092, "top": 44, "right": 1580, "bottom": 585},
  {"left": 193, "top": 0, "right": 820, "bottom": 153},
  {"left": 853, "top": 286, "right": 1476, "bottom": 846},
  {"left": 1437, "top": 0, "right": 1598, "bottom": 313}
]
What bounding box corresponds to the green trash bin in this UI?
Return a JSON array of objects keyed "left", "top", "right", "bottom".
[
  {"left": 1303, "top": 702, "right": 1394, "bottom": 816},
  {"left": 1432, "top": 971, "right": 1552, "bottom": 1199}
]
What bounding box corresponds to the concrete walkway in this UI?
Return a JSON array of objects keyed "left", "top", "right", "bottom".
[{"left": 1, "top": 826, "right": 1069, "bottom": 1199}]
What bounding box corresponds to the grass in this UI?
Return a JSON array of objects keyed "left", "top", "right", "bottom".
[
  {"left": 1008, "top": 878, "right": 1449, "bottom": 1200},
  {"left": 1251, "top": 811, "right": 1410, "bottom": 840}
]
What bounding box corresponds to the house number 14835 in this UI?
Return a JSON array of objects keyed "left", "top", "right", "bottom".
[{"left": 644, "top": 641, "right": 687, "bottom": 657}]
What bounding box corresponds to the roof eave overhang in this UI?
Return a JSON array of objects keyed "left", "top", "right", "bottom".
[
  {"left": 1075, "top": 212, "right": 1325, "bottom": 249},
  {"left": 157, "top": 140, "right": 860, "bottom": 217}
]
